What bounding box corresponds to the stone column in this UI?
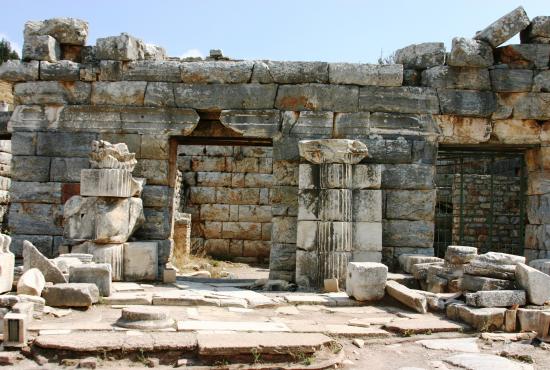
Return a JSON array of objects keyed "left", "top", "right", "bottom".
[{"left": 296, "top": 139, "right": 381, "bottom": 289}]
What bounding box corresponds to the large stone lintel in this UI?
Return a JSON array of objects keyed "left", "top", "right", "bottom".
[{"left": 298, "top": 139, "right": 368, "bottom": 164}]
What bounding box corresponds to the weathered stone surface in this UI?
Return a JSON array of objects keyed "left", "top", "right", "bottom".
[
  {"left": 25, "top": 18, "right": 88, "bottom": 45},
  {"left": 445, "top": 245, "right": 477, "bottom": 264},
  {"left": 476, "top": 252, "right": 525, "bottom": 265},
  {"left": 333, "top": 112, "right": 370, "bottom": 137},
  {"left": 9, "top": 181, "right": 60, "bottom": 204},
  {"left": 40, "top": 60, "right": 80, "bottom": 81},
  {"left": 529, "top": 259, "right": 550, "bottom": 275},
  {"left": 23, "top": 240, "right": 66, "bottom": 283},
  {"left": 515, "top": 263, "right": 550, "bottom": 305},
  {"left": 9, "top": 203, "right": 63, "bottom": 235},
  {"left": 80, "top": 169, "right": 133, "bottom": 197},
  {"left": 86, "top": 243, "right": 124, "bottom": 281},
  {"left": 264, "top": 61, "right": 328, "bottom": 84},
  {"left": 352, "top": 190, "right": 382, "bottom": 222},
  {"left": 490, "top": 69, "right": 533, "bottom": 92},
  {"left": 438, "top": 89, "right": 496, "bottom": 117},
  {"left": 329, "top": 63, "right": 403, "bottom": 86},
  {"left": 0, "top": 234, "right": 14, "bottom": 294},
  {"left": 465, "top": 290, "right": 526, "bottom": 308},
  {"left": 422, "top": 66, "right": 490, "bottom": 90},
  {"left": 23, "top": 35, "right": 60, "bottom": 62},
  {"left": 464, "top": 262, "right": 516, "bottom": 280},
  {"left": 394, "top": 42, "right": 446, "bottom": 69},
  {"left": 445, "top": 353, "right": 534, "bottom": 370},
  {"left": 411, "top": 261, "right": 444, "bottom": 280},
  {"left": 474, "top": 6, "right": 530, "bottom": 47},
  {"left": 42, "top": 283, "right": 99, "bottom": 307},
  {"left": 495, "top": 93, "right": 550, "bottom": 120},
  {"left": 176, "top": 84, "right": 277, "bottom": 110},
  {"left": 91, "top": 81, "right": 146, "bottom": 106},
  {"left": 0, "top": 60, "right": 39, "bottom": 82},
  {"left": 525, "top": 224, "right": 550, "bottom": 250},
  {"left": 398, "top": 254, "right": 443, "bottom": 273},
  {"left": 383, "top": 220, "right": 433, "bottom": 248},
  {"left": 359, "top": 86, "right": 439, "bottom": 114},
  {"left": 17, "top": 268, "right": 45, "bottom": 296},
  {"left": 53, "top": 256, "right": 82, "bottom": 274},
  {"left": 95, "top": 33, "right": 145, "bottom": 61},
  {"left": 123, "top": 60, "right": 181, "bottom": 82},
  {"left": 495, "top": 44, "right": 550, "bottom": 69},
  {"left": 219, "top": 110, "right": 280, "bottom": 137},
  {"left": 180, "top": 61, "right": 253, "bottom": 83},
  {"left": 521, "top": 16, "right": 550, "bottom": 42},
  {"left": 385, "top": 280, "right": 427, "bottom": 313},
  {"left": 385, "top": 190, "right": 436, "bottom": 221},
  {"left": 298, "top": 139, "right": 368, "bottom": 164},
  {"left": 493, "top": 119, "right": 540, "bottom": 144},
  {"left": 436, "top": 116, "right": 491, "bottom": 144},
  {"left": 69, "top": 263, "right": 112, "bottom": 297},
  {"left": 14, "top": 81, "right": 91, "bottom": 105},
  {"left": 448, "top": 37, "right": 494, "bottom": 67},
  {"left": 533, "top": 71, "right": 550, "bottom": 93},
  {"left": 346, "top": 262, "right": 387, "bottom": 301},
  {"left": 116, "top": 306, "right": 173, "bottom": 329},
  {"left": 123, "top": 242, "right": 158, "bottom": 281},
  {"left": 382, "top": 164, "right": 434, "bottom": 190},
  {"left": 447, "top": 303, "right": 505, "bottom": 331},
  {"left": 275, "top": 84, "right": 358, "bottom": 111}
]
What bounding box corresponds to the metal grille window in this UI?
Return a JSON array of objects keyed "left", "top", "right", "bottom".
[{"left": 435, "top": 149, "right": 527, "bottom": 258}]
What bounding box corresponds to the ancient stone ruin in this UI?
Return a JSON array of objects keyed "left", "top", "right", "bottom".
[{"left": 0, "top": 6, "right": 549, "bottom": 368}]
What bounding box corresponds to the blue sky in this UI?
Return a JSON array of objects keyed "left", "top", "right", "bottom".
[{"left": 2, "top": 1, "right": 548, "bottom": 63}]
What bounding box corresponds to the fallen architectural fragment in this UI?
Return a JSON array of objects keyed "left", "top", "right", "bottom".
[{"left": 0, "top": 233, "right": 14, "bottom": 293}]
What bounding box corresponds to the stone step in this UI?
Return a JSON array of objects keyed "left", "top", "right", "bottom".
[{"left": 384, "top": 317, "right": 468, "bottom": 334}]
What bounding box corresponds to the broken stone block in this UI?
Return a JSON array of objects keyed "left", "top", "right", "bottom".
[
  {"left": 0, "top": 234, "right": 14, "bottom": 294},
  {"left": 0, "top": 60, "right": 39, "bottom": 82},
  {"left": 87, "top": 243, "right": 124, "bottom": 281},
  {"left": 385, "top": 280, "right": 427, "bottom": 314},
  {"left": 42, "top": 283, "right": 99, "bottom": 307},
  {"left": 521, "top": 16, "right": 550, "bottom": 43},
  {"left": 447, "top": 303, "right": 505, "bottom": 331},
  {"left": 462, "top": 274, "right": 517, "bottom": 291},
  {"left": 89, "top": 140, "right": 137, "bottom": 171},
  {"left": 421, "top": 66, "right": 491, "bottom": 90},
  {"left": 52, "top": 256, "right": 82, "bottom": 274},
  {"left": 495, "top": 44, "right": 550, "bottom": 70},
  {"left": 24, "top": 18, "right": 88, "bottom": 45},
  {"left": 515, "top": 263, "right": 550, "bottom": 305},
  {"left": 438, "top": 89, "right": 496, "bottom": 117},
  {"left": 23, "top": 240, "right": 66, "bottom": 284},
  {"left": 476, "top": 251, "right": 525, "bottom": 265},
  {"left": 95, "top": 33, "right": 145, "bottom": 61},
  {"left": 465, "top": 290, "right": 526, "bottom": 308},
  {"left": 394, "top": 42, "right": 446, "bottom": 69},
  {"left": 411, "top": 262, "right": 444, "bottom": 281},
  {"left": 80, "top": 169, "right": 133, "bottom": 197},
  {"left": 445, "top": 245, "right": 477, "bottom": 264},
  {"left": 529, "top": 259, "right": 550, "bottom": 275},
  {"left": 16, "top": 268, "right": 45, "bottom": 296},
  {"left": 474, "top": 6, "right": 530, "bottom": 47},
  {"left": 328, "top": 63, "right": 403, "bottom": 86},
  {"left": 447, "top": 37, "right": 494, "bottom": 67},
  {"left": 463, "top": 261, "right": 516, "bottom": 280},
  {"left": 398, "top": 254, "right": 443, "bottom": 274},
  {"left": 22, "top": 35, "right": 60, "bottom": 62},
  {"left": 517, "top": 308, "right": 547, "bottom": 334},
  {"left": 345, "top": 262, "right": 387, "bottom": 301},
  {"left": 69, "top": 263, "right": 112, "bottom": 297},
  {"left": 40, "top": 60, "right": 80, "bottom": 81},
  {"left": 298, "top": 139, "right": 368, "bottom": 165},
  {"left": 123, "top": 242, "right": 158, "bottom": 281},
  {"left": 490, "top": 69, "right": 533, "bottom": 92},
  {"left": 359, "top": 86, "right": 440, "bottom": 114}
]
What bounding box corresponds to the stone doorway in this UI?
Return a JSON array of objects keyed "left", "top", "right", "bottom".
[{"left": 435, "top": 148, "right": 527, "bottom": 258}]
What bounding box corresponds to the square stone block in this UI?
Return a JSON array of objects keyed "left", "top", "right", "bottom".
[
  {"left": 352, "top": 164, "right": 382, "bottom": 189},
  {"left": 298, "top": 163, "right": 318, "bottom": 189},
  {"left": 298, "top": 189, "right": 320, "bottom": 221},
  {"left": 69, "top": 263, "right": 112, "bottom": 297},
  {"left": 123, "top": 242, "right": 158, "bottom": 281},
  {"left": 80, "top": 169, "right": 133, "bottom": 197},
  {"left": 352, "top": 190, "right": 382, "bottom": 222},
  {"left": 352, "top": 251, "right": 382, "bottom": 263},
  {"left": 353, "top": 222, "right": 383, "bottom": 251},
  {"left": 296, "top": 220, "right": 318, "bottom": 251}
]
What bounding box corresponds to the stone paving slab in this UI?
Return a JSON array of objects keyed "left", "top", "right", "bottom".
[
  {"left": 112, "top": 282, "right": 144, "bottom": 292},
  {"left": 177, "top": 320, "right": 291, "bottom": 332},
  {"left": 384, "top": 317, "right": 468, "bottom": 334},
  {"left": 416, "top": 338, "right": 480, "bottom": 353},
  {"left": 284, "top": 322, "right": 391, "bottom": 338},
  {"left": 196, "top": 332, "right": 332, "bottom": 355},
  {"left": 444, "top": 353, "right": 533, "bottom": 370},
  {"left": 103, "top": 292, "right": 153, "bottom": 305}
]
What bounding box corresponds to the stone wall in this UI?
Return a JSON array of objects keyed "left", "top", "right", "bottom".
[
  {"left": 0, "top": 9, "right": 548, "bottom": 282},
  {"left": 177, "top": 144, "right": 272, "bottom": 263}
]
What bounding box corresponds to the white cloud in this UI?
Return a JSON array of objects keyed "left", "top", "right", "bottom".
[
  {"left": 0, "top": 33, "right": 22, "bottom": 56},
  {"left": 180, "top": 48, "right": 203, "bottom": 59}
]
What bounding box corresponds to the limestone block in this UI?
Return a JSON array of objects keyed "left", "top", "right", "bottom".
[
  {"left": 448, "top": 37, "right": 494, "bottom": 67},
  {"left": 352, "top": 190, "right": 382, "bottom": 222},
  {"left": 351, "top": 164, "right": 381, "bottom": 189},
  {"left": 296, "top": 221, "right": 317, "bottom": 251},
  {"left": 533, "top": 71, "right": 550, "bottom": 93},
  {"left": 328, "top": 63, "right": 402, "bottom": 86},
  {"left": 474, "top": 6, "right": 530, "bottom": 47},
  {"left": 0, "top": 234, "right": 14, "bottom": 294},
  {"left": 275, "top": 84, "right": 358, "bottom": 112},
  {"left": 52, "top": 256, "right": 82, "bottom": 274},
  {"left": 447, "top": 304, "right": 505, "bottom": 331},
  {"left": 319, "top": 189, "right": 352, "bottom": 221},
  {"left": 268, "top": 243, "right": 296, "bottom": 272},
  {"left": 385, "top": 280, "right": 427, "bottom": 313},
  {"left": 385, "top": 190, "right": 435, "bottom": 221},
  {"left": 80, "top": 169, "right": 133, "bottom": 197},
  {"left": 394, "top": 42, "right": 446, "bottom": 69},
  {"left": 515, "top": 263, "right": 550, "bottom": 305},
  {"left": 435, "top": 115, "right": 491, "bottom": 144},
  {"left": 295, "top": 249, "right": 319, "bottom": 288},
  {"left": 91, "top": 81, "right": 146, "bottom": 106},
  {"left": 398, "top": 254, "right": 443, "bottom": 274},
  {"left": 281, "top": 111, "right": 333, "bottom": 138},
  {"left": 352, "top": 222, "right": 382, "bottom": 251},
  {"left": 22, "top": 35, "right": 60, "bottom": 62},
  {"left": 272, "top": 217, "right": 297, "bottom": 244},
  {"left": 490, "top": 69, "right": 533, "bottom": 92},
  {"left": 298, "top": 190, "right": 319, "bottom": 221},
  {"left": 495, "top": 44, "right": 550, "bottom": 69},
  {"left": 444, "top": 245, "right": 477, "bottom": 265},
  {"left": 382, "top": 164, "right": 434, "bottom": 190},
  {"left": 122, "top": 60, "right": 181, "bottom": 82},
  {"left": 17, "top": 268, "right": 45, "bottom": 296},
  {"left": 220, "top": 110, "right": 280, "bottom": 138},
  {"left": 438, "top": 89, "right": 496, "bottom": 117},
  {"left": 39, "top": 60, "right": 80, "bottom": 81},
  {"left": 14, "top": 81, "right": 91, "bottom": 105},
  {"left": 42, "top": 283, "right": 99, "bottom": 307},
  {"left": 529, "top": 259, "right": 550, "bottom": 275},
  {"left": 123, "top": 242, "right": 158, "bottom": 281},
  {"left": 521, "top": 16, "right": 550, "bottom": 42},
  {"left": 95, "top": 33, "right": 145, "bottom": 61},
  {"left": 23, "top": 241, "right": 66, "bottom": 284},
  {"left": 180, "top": 61, "right": 253, "bottom": 83},
  {"left": 143, "top": 43, "right": 166, "bottom": 60},
  {"left": 143, "top": 82, "right": 175, "bottom": 106},
  {"left": 118, "top": 107, "right": 199, "bottom": 135},
  {"left": 69, "top": 263, "right": 112, "bottom": 297},
  {"left": 410, "top": 261, "right": 444, "bottom": 280},
  {"left": 351, "top": 251, "right": 382, "bottom": 263},
  {"left": 465, "top": 290, "right": 526, "bottom": 308},
  {"left": 383, "top": 220, "right": 434, "bottom": 248},
  {"left": 263, "top": 61, "right": 328, "bottom": 83},
  {"left": 525, "top": 224, "right": 550, "bottom": 251},
  {"left": 175, "top": 84, "right": 277, "bottom": 110},
  {"left": 422, "top": 66, "right": 490, "bottom": 90},
  {"left": 298, "top": 139, "right": 368, "bottom": 165},
  {"left": 462, "top": 274, "right": 516, "bottom": 291},
  {"left": 359, "top": 86, "right": 439, "bottom": 114},
  {"left": 25, "top": 18, "right": 88, "bottom": 45},
  {"left": 464, "top": 262, "right": 516, "bottom": 280},
  {"left": 475, "top": 252, "right": 525, "bottom": 266},
  {"left": 0, "top": 60, "right": 39, "bottom": 82},
  {"left": 496, "top": 93, "right": 550, "bottom": 120},
  {"left": 238, "top": 205, "right": 271, "bottom": 223},
  {"left": 345, "top": 262, "right": 387, "bottom": 301},
  {"left": 333, "top": 112, "right": 370, "bottom": 137},
  {"left": 9, "top": 203, "right": 63, "bottom": 235},
  {"left": 222, "top": 222, "right": 262, "bottom": 240},
  {"left": 88, "top": 243, "right": 124, "bottom": 282}
]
